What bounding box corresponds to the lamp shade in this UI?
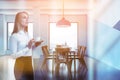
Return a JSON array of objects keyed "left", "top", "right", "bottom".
[{"left": 56, "top": 18, "right": 71, "bottom": 27}]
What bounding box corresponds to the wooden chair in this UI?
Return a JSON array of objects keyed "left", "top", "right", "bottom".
[
  {"left": 76, "top": 46, "right": 87, "bottom": 78},
  {"left": 41, "top": 45, "right": 56, "bottom": 72},
  {"left": 55, "top": 47, "right": 72, "bottom": 77},
  {"left": 75, "top": 46, "right": 87, "bottom": 68}
]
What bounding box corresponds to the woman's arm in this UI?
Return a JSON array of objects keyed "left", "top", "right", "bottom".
[{"left": 9, "top": 35, "right": 30, "bottom": 59}]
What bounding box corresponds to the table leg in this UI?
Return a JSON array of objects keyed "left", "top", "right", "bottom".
[
  {"left": 74, "top": 52, "right": 76, "bottom": 79},
  {"left": 52, "top": 53, "right": 55, "bottom": 74}
]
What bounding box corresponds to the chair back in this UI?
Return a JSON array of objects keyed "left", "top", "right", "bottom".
[
  {"left": 55, "top": 47, "right": 71, "bottom": 63},
  {"left": 78, "top": 46, "right": 86, "bottom": 58},
  {"left": 41, "top": 45, "right": 49, "bottom": 57},
  {"left": 55, "top": 47, "right": 70, "bottom": 55}
]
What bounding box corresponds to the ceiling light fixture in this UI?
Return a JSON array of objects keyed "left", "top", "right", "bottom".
[{"left": 56, "top": 0, "right": 71, "bottom": 27}]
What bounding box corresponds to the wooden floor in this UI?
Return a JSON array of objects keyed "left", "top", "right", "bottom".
[
  {"left": 34, "top": 55, "right": 120, "bottom": 80},
  {"left": 34, "top": 56, "right": 88, "bottom": 80},
  {"left": 1, "top": 55, "right": 120, "bottom": 80}
]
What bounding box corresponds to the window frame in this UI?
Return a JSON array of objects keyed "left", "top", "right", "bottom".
[
  {"left": 7, "top": 22, "right": 33, "bottom": 50},
  {"left": 48, "top": 22, "right": 78, "bottom": 50}
]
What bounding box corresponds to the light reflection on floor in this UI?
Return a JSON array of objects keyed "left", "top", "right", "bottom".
[
  {"left": 34, "top": 56, "right": 88, "bottom": 80},
  {"left": 1, "top": 56, "right": 120, "bottom": 80}
]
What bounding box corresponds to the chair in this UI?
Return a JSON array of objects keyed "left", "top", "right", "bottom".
[
  {"left": 76, "top": 46, "right": 87, "bottom": 78},
  {"left": 55, "top": 47, "right": 72, "bottom": 77},
  {"left": 75, "top": 46, "right": 87, "bottom": 68},
  {"left": 41, "top": 45, "right": 56, "bottom": 72}
]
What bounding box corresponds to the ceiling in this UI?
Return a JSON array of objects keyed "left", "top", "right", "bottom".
[{"left": 0, "top": 0, "right": 92, "bottom": 14}]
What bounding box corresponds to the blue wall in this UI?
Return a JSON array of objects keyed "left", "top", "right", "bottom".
[{"left": 94, "top": 21, "right": 120, "bottom": 69}]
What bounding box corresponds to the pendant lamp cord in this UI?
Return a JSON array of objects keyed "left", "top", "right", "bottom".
[{"left": 62, "top": 0, "right": 64, "bottom": 18}]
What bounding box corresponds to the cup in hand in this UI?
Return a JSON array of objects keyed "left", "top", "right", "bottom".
[
  {"left": 35, "top": 37, "right": 41, "bottom": 42},
  {"left": 34, "top": 37, "right": 43, "bottom": 47}
]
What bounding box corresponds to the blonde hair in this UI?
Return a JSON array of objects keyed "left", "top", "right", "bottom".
[{"left": 12, "top": 11, "right": 28, "bottom": 34}]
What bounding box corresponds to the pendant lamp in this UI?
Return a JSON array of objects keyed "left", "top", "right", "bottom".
[{"left": 56, "top": 0, "right": 71, "bottom": 27}]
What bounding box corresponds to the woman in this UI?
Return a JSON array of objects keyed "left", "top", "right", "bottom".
[{"left": 9, "top": 11, "right": 42, "bottom": 80}]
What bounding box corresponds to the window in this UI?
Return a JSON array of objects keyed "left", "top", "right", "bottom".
[
  {"left": 50, "top": 23, "right": 77, "bottom": 49},
  {"left": 7, "top": 22, "right": 33, "bottom": 49}
]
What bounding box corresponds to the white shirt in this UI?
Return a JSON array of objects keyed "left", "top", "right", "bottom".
[{"left": 9, "top": 30, "right": 32, "bottom": 59}]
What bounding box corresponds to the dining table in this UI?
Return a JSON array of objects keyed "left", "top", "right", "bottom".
[{"left": 52, "top": 45, "right": 77, "bottom": 73}]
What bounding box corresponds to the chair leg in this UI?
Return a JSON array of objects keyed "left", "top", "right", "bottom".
[
  {"left": 52, "top": 58, "right": 55, "bottom": 73},
  {"left": 67, "top": 60, "right": 72, "bottom": 80},
  {"left": 41, "top": 58, "right": 47, "bottom": 69},
  {"left": 67, "top": 60, "right": 72, "bottom": 71},
  {"left": 41, "top": 59, "right": 49, "bottom": 71},
  {"left": 79, "top": 58, "right": 87, "bottom": 68},
  {"left": 55, "top": 63, "right": 60, "bottom": 75}
]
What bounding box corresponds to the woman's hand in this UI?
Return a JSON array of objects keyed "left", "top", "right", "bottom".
[
  {"left": 28, "top": 39, "right": 35, "bottom": 49},
  {"left": 35, "top": 40, "right": 43, "bottom": 47}
]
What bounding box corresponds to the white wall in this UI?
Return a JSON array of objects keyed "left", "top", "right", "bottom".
[
  {"left": 33, "top": 14, "right": 87, "bottom": 58},
  {"left": 0, "top": 14, "right": 5, "bottom": 52}
]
